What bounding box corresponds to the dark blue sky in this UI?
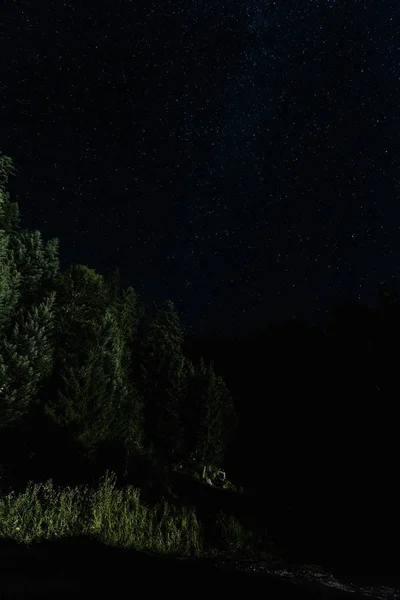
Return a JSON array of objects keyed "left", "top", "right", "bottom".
[{"left": 1, "top": 0, "right": 399, "bottom": 338}]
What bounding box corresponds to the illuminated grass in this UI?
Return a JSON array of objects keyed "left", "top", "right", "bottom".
[{"left": 0, "top": 470, "right": 269, "bottom": 558}]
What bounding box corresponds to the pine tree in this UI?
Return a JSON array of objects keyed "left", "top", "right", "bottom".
[
  {"left": 40, "top": 237, "right": 60, "bottom": 297},
  {"left": 0, "top": 152, "right": 65, "bottom": 472},
  {"left": 0, "top": 153, "right": 23, "bottom": 334},
  {"left": 45, "top": 307, "right": 143, "bottom": 461},
  {"left": 0, "top": 162, "right": 61, "bottom": 334},
  {"left": 51, "top": 264, "right": 111, "bottom": 363},
  {"left": 104, "top": 267, "right": 121, "bottom": 313},
  {"left": 119, "top": 286, "right": 145, "bottom": 347},
  {"left": 0, "top": 152, "right": 21, "bottom": 233},
  {"left": 6, "top": 230, "right": 61, "bottom": 311},
  {"left": 37, "top": 264, "right": 111, "bottom": 451},
  {"left": 0, "top": 231, "right": 22, "bottom": 335},
  {"left": 44, "top": 266, "right": 145, "bottom": 466},
  {"left": 0, "top": 292, "right": 56, "bottom": 429},
  {"left": 108, "top": 285, "right": 147, "bottom": 475},
  {"left": 183, "top": 357, "right": 238, "bottom": 469},
  {"left": 137, "top": 300, "right": 186, "bottom": 463},
  {"left": 0, "top": 228, "right": 61, "bottom": 438}
]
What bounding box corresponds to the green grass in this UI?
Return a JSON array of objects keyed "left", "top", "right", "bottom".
[{"left": 0, "top": 470, "right": 272, "bottom": 560}]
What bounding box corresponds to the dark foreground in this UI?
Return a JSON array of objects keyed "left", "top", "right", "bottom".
[{"left": 0, "top": 535, "right": 398, "bottom": 599}]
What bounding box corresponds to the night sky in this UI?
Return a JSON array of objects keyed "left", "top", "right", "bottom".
[{"left": 1, "top": 0, "right": 399, "bottom": 339}]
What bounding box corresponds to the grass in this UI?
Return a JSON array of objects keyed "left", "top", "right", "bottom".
[{"left": 0, "top": 469, "right": 272, "bottom": 561}]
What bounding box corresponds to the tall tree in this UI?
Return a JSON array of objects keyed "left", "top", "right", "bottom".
[
  {"left": 119, "top": 286, "right": 145, "bottom": 347},
  {"left": 0, "top": 153, "right": 60, "bottom": 431},
  {"left": 51, "top": 264, "right": 111, "bottom": 363},
  {"left": 42, "top": 265, "right": 113, "bottom": 397},
  {"left": 183, "top": 357, "right": 239, "bottom": 469},
  {"left": 6, "top": 230, "right": 61, "bottom": 312},
  {"left": 136, "top": 300, "right": 187, "bottom": 463},
  {"left": 42, "top": 265, "right": 145, "bottom": 471},
  {"left": 0, "top": 153, "right": 23, "bottom": 334},
  {"left": 0, "top": 231, "right": 22, "bottom": 335},
  {"left": 45, "top": 307, "right": 144, "bottom": 463},
  {"left": 0, "top": 292, "right": 56, "bottom": 429},
  {"left": 105, "top": 267, "right": 121, "bottom": 308},
  {"left": 0, "top": 152, "right": 21, "bottom": 233}
]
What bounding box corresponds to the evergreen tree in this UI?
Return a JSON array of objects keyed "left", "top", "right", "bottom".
[
  {"left": 0, "top": 152, "right": 64, "bottom": 472},
  {"left": 43, "top": 265, "right": 145, "bottom": 467},
  {"left": 105, "top": 267, "right": 121, "bottom": 311},
  {"left": 45, "top": 307, "right": 144, "bottom": 462},
  {"left": 119, "top": 286, "right": 145, "bottom": 347},
  {"left": 43, "top": 265, "right": 111, "bottom": 380},
  {"left": 137, "top": 300, "right": 186, "bottom": 463},
  {"left": 55, "top": 264, "right": 110, "bottom": 320},
  {"left": 0, "top": 153, "right": 23, "bottom": 334},
  {"left": 111, "top": 285, "right": 147, "bottom": 475},
  {"left": 183, "top": 357, "right": 238, "bottom": 469},
  {"left": 34, "top": 264, "right": 111, "bottom": 455},
  {"left": 0, "top": 152, "right": 21, "bottom": 233},
  {"left": 39, "top": 237, "right": 60, "bottom": 297},
  {"left": 0, "top": 292, "right": 56, "bottom": 429},
  {"left": 0, "top": 231, "right": 22, "bottom": 335},
  {"left": 51, "top": 264, "right": 111, "bottom": 363},
  {"left": 6, "top": 230, "right": 61, "bottom": 311},
  {"left": 0, "top": 155, "right": 61, "bottom": 335}
]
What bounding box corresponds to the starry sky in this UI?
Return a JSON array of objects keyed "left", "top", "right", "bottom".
[{"left": 1, "top": 0, "right": 399, "bottom": 339}]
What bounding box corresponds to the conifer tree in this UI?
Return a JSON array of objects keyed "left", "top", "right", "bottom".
[
  {"left": 0, "top": 152, "right": 21, "bottom": 233},
  {"left": 105, "top": 267, "right": 121, "bottom": 307},
  {"left": 108, "top": 285, "right": 147, "bottom": 474},
  {"left": 183, "top": 357, "right": 238, "bottom": 469},
  {"left": 0, "top": 231, "right": 22, "bottom": 335},
  {"left": 0, "top": 153, "right": 23, "bottom": 334},
  {"left": 137, "top": 300, "right": 187, "bottom": 463},
  {"left": 6, "top": 230, "right": 60, "bottom": 311},
  {"left": 0, "top": 152, "right": 60, "bottom": 431},
  {"left": 51, "top": 264, "right": 111, "bottom": 363},
  {"left": 0, "top": 153, "right": 61, "bottom": 346},
  {"left": 44, "top": 266, "right": 145, "bottom": 465},
  {"left": 45, "top": 306, "right": 144, "bottom": 461},
  {"left": 0, "top": 292, "right": 56, "bottom": 429},
  {"left": 119, "top": 286, "right": 145, "bottom": 347}
]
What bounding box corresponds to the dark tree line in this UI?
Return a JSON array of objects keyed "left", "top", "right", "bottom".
[{"left": 0, "top": 152, "right": 238, "bottom": 490}]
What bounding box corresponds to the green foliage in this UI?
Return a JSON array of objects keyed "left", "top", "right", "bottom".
[
  {"left": 0, "top": 152, "right": 20, "bottom": 233},
  {"left": 105, "top": 267, "right": 121, "bottom": 306},
  {"left": 105, "top": 279, "right": 146, "bottom": 349},
  {"left": 49, "top": 264, "right": 111, "bottom": 368},
  {"left": 0, "top": 472, "right": 205, "bottom": 557},
  {"left": 55, "top": 264, "right": 110, "bottom": 327},
  {"left": 0, "top": 153, "right": 16, "bottom": 194},
  {"left": 137, "top": 300, "right": 187, "bottom": 460},
  {"left": 183, "top": 358, "right": 239, "bottom": 468},
  {"left": 0, "top": 293, "right": 56, "bottom": 428},
  {"left": 0, "top": 231, "right": 22, "bottom": 334},
  {"left": 0, "top": 151, "right": 240, "bottom": 506},
  {"left": 6, "top": 230, "right": 60, "bottom": 311},
  {"left": 40, "top": 237, "right": 60, "bottom": 294},
  {"left": 0, "top": 471, "right": 274, "bottom": 561},
  {"left": 119, "top": 286, "right": 145, "bottom": 346},
  {"left": 45, "top": 306, "right": 144, "bottom": 461},
  {"left": 0, "top": 165, "right": 61, "bottom": 435}
]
